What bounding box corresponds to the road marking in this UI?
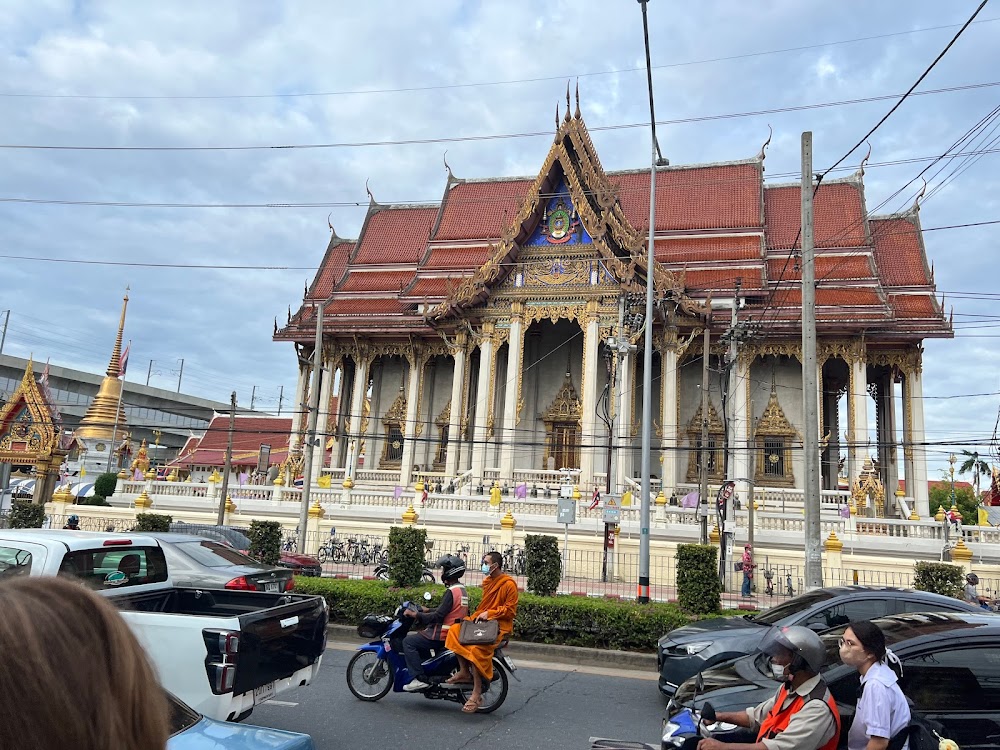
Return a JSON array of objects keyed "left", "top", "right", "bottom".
[
  {"left": 263, "top": 700, "right": 299, "bottom": 707},
  {"left": 325, "top": 642, "right": 656, "bottom": 681}
]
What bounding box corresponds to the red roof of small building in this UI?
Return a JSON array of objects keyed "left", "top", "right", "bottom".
[
  {"left": 169, "top": 415, "right": 298, "bottom": 468},
  {"left": 765, "top": 181, "right": 869, "bottom": 249},
  {"left": 435, "top": 179, "right": 533, "bottom": 241}
]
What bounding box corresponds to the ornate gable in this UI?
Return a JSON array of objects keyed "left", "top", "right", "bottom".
[{"left": 0, "top": 360, "right": 58, "bottom": 464}]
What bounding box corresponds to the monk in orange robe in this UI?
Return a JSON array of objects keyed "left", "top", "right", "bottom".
[{"left": 444, "top": 550, "right": 518, "bottom": 713}]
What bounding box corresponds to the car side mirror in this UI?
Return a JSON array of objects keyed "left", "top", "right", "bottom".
[{"left": 805, "top": 621, "right": 826, "bottom": 633}]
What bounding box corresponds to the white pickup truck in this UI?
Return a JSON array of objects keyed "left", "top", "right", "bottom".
[{"left": 0, "top": 529, "right": 328, "bottom": 722}]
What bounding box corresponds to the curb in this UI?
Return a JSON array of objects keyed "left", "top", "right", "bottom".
[{"left": 327, "top": 623, "right": 657, "bottom": 671}]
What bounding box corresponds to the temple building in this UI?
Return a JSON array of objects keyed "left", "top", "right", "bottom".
[{"left": 275, "top": 93, "right": 951, "bottom": 517}]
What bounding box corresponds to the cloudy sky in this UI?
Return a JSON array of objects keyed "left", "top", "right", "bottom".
[{"left": 1, "top": 1, "right": 998, "bottom": 477}]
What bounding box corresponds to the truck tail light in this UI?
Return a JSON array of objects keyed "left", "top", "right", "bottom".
[
  {"left": 207, "top": 662, "right": 236, "bottom": 693},
  {"left": 225, "top": 576, "right": 254, "bottom": 590},
  {"left": 203, "top": 629, "right": 240, "bottom": 657},
  {"left": 203, "top": 629, "right": 240, "bottom": 694},
  {"left": 284, "top": 577, "right": 295, "bottom": 592}
]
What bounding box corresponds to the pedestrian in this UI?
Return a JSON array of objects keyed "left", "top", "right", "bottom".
[
  {"left": 0, "top": 577, "right": 169, "bottom": 750},
  {"left": 838, "top": 620, "right": 910, "bottom": 750},
  {"left": 741, "top": 543, "right": 755, "bottom": 597}
]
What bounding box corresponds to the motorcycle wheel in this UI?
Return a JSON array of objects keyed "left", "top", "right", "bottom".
[
  {"left": 374, "top": 565, "right": 389, "bottom": 581},
  {"left": 459, "top": 660, "right": 509, "bottom": 713},
  {"left": 346, "top": 652, "right": 393, "bottom": 701},
  {"left": 422, "top": 570, "right": 435, "bottom": 584}
]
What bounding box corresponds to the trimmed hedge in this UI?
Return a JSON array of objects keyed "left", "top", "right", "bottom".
[
  {"left": 248, "top": 520, "right": 282, "bottom": 565},
  {"left": 676, "top": 544, "right": 722, "bottom": 615},
  {"left": 387, "top": 526, "right": 427, "bottom": 587},
  {"left": 914, "top": 561, "right": 964, "bottom": 599},
  {"left": 524, "top": 534, "right": 560, "bottom": 596},
  {"left": 9, "top": 501, "right": 46, "bottom": 528},
  {"left": 134, "top": 513, "right": 173, "bottom": 532},
  {"left": 94, "top": 472, "right": 119, "bottom": 500},
  {"left": 292, "top": 577, "right": 694, "bottom": 652}
]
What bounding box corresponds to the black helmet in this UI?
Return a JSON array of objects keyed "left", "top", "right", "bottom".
[
  {"left": 760, "top": 625, "right": 826, "bottom": 674},
  {"left": 68, "top": 514, "right": 80, "bottom": 525},
  {"left": 437, "top": 554, "right": 466, "bottom": 582},
  {"left": 967, "top": 573, "right": 980, "bottom": 586}
]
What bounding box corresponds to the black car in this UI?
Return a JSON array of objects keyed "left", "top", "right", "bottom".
[
  {"left": 657, "top": 586, "right": 981, "bottom": 695},
  {"left": 170, "top": 522, "right": 322, "bottom": 577},
  {"left": 667, "top": 612, "right": 1000, "bottom": 750}
]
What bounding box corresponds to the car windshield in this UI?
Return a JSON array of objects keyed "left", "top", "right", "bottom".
[
  {"left": 167, "top": 693, "right": 202, "bottom": 736},
  {"left": 174, "top": 541, "right": 261, "bottom": 568},
  {"left": 752, "top": 589, "right": 835, "bottom": 625}
]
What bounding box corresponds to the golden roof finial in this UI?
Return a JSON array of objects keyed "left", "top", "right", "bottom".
[
  {"left": 106, "top": 288, "right": 129, "bottom": 378},
  {"left": 574, "top": 79, "right": 581, "bottom": 119},
  {"left": 564, "top": 82, "right": 572, "bottom": 123},
  {"left": 555, "top": 102, "right": 560, "bottom": 135}
]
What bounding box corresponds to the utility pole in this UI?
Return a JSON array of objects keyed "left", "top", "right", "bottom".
[
  {"left": 146, "top": 360, "right": 154, "bottom": 387},
  {"left": 176, "top": 358, "right": 185, "bottom": 393},
  {"left": 277, "top": 385, "right": 284, "bottom": 416},
  {"left": 298, "top": 301, "right": 324, "bottom": 553},
  {"left": 747, "top": 399, "right": 756, "bottom": 550},
  {"left": 801, "top": 132, "right": 823, "bottom": 590},
  {"left": 699, "top": 316, "right": 711, "bottom": 544},
  {"left": 0, "top": 309, "right": 9, "bottom": 355},
  {"left": 216, "top": 391, "right": 237, "bottom": 524}
]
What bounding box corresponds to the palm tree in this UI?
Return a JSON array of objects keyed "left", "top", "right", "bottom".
[{"left": 958, "top": 450, "right": 991, "bottom": 499}]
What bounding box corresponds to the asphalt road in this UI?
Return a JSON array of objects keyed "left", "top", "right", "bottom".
[{"left": 251, "top": 644, "right": 665, "bottom": 750}]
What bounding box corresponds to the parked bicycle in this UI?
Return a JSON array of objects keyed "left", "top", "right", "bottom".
[{"left": 499, "top": 544, "right": 525, "bottom": 576}]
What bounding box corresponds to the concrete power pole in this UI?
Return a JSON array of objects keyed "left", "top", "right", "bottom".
[
  {"left": 801, "top": 132, "right": 823, "bottom": 590},
  {"left": 298, "top": 301, "right": 324, "bottom": 553},
  {"left": 699, "top": 318, "right": 711, "bottom": 544},
  {"left": 216, "top": 391, "right": 237, "bottom": 524}
]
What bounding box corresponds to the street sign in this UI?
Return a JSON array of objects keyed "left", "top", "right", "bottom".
[
  {"left": 559, "top": 483, "right": 573, "bottom": 499},
  {"left": 557, "top": 497, "right": 576, "bottom": 524},
  {"left": 603, "top": 498, "right": 621, "bottom": 524}
]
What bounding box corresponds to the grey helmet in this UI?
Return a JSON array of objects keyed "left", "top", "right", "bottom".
[
  {"left": 967, "top": 572, "right": 980, "bottom": 586},
  {"left": 760, "top": 625, "right": 826, "bottom": 674},
  {"left": 436, "top": 554, "right": 466, "bottom": 582}
]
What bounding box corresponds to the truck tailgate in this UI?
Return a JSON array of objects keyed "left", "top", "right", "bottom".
[{"left": 232, "top": 595, "right": 328, "bottom": 696}]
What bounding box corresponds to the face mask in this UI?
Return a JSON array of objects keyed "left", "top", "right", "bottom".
[
  {"left": 481, "top": 563, "right": 491, "bottom": 574},
  {"left": 770, "top": 662, "right": 787, "bottom": 681}
]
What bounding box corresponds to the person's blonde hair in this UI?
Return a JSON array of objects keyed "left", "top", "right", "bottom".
[{"left": 0, "top": 576, "right": 169, "bottom": 750}]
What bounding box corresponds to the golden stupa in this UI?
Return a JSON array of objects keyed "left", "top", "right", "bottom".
[{"left": 76, "top": 293, "right": 130, "bottom": 440}]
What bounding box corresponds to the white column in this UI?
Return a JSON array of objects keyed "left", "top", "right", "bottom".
[
  {"left": 471, "top": 325, "right": 496, "bottom": 484},
  {"left": 327, "top": 364, "right": 344, "bottom": 471},
  {"left": 399, "top": 350, "right": 423, "bottom": 487},
  {"left": 499, "top": 308, "right": 524, "bottom": 482},
  {"left": 579, "top": 309, "right": 601, "bottom": 490},
  {"left": 909, "top": 365, "right": 930, "bottom": 517},
  {"left": 732, "top": 356, "right": 750, "bottom": 495},
  {"left": 660, "top": 341, "right": 678, "bottom": 495},
  {"left": 615, "top": 348, "right": 633, "bottom": 493},
  {"left": 344, "top": 356, "right": 370, "bottom": 480},
  {"left": 311, "top": 357, "right": 333, "bottom": 483},
  {"left": 289, "top": 363, "right": 309, "bottom": 439},
  {"left": 849, "top": 357, "right": 868, "bottom": 483},
  {"left": 903, "top": 373, "right": 917, "bottom": 510},
  {"left": 445, "top": 338, "right": 467, "bottom": 479}
]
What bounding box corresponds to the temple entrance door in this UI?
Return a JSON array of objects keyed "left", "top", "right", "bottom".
[{"left": 551, "top": 423, "right": 579, "bottom": 470}]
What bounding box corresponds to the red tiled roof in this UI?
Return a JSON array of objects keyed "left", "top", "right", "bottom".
[
  {"left": 169, "top": 416, "right": 295, "bottom": 468},
  {"left": 890, "top": 294, "right": 938, "bottom": 317},
  {"left": 767, "top": 287, "right": 885, "bottom": 307},
  {"left": 325, "top": 298, "right": 409, "bottom": 315},
  {"left": 435, "top": 180, "right": 532, "bottom": 241},
  {"left": 307, "top": 239, "right": 354, "bottom": 299},
  {"left": 614, "top": 163, "right": 763, "bottom": 232},
  {"left": 402, "top": 277, "right": 451, "bottom": 298},
  {"left": 766, "top": 254, "right": 874, "bottom": 281},
  {"left": 337, "top": 270, "right": 415, "bottom": 293},
  {"left": 682, "top": 267, "right": 766, "bottom": 291},
  {"left": 352, "top": 207, "right": 437, "bottom": 265},
  {"left": 870, "top": 217, "right": 930, "bottom": 286},
  {"left": 655, "top": 234, "right": 763, "bottom": 263},
  {"left": 423, "top": 245, "right": 493, "bottom": 270},
  {"left": 765, "top": 182, "right": 868, "bottom": 249}
]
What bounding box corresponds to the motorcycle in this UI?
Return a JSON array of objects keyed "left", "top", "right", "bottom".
[
  {"left": 661, "top": 703, "right": 741, "bottom": 749},
  {"left": 345, "top": 592, "right": 517, "bottom": 713},
  {"left": 372, "top": 563, "right": 436, "bottom": 583}
]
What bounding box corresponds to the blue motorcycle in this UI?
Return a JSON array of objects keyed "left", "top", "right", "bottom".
[{"left": 345, "top": 593, "right": 517, "bottom": 714}]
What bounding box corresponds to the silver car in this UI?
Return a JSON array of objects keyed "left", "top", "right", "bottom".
[{"left": 144, "top": 532, "right": 294, "bottom": 593}]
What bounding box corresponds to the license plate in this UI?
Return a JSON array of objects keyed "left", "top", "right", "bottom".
[
  {"left": 264, "top": 582, "right": 279, "bottom": 593},
  {"left": 253, "top": 681, "right": 275, "bottom": 705},
  {"left": 501, "top": 654, "right": 516, "bottom": 672}
]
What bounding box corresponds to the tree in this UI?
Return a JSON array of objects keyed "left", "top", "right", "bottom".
[
  {"left": 929, "top": 482, "right": 978, "bottom": 524},
  {"left": 958, "top": 450, "right": 991, "bottom": 499}
]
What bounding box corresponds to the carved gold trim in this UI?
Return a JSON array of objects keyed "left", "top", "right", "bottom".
[
  {"left": 684, "top": 400, "right": 725, "bottom": 482},
  {"left": 541, "top": 372, "right": 582, "bottom": 469},
  {"left": 753, "top": 385, "right": 799, "bottom": 487},
  {"left": 0, "top": 360, "right": 58, "bottom": 463}
]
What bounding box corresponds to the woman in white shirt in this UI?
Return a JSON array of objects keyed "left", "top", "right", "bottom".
[{"left": 839, "top": 620, "right": 911, "bottom": 750}]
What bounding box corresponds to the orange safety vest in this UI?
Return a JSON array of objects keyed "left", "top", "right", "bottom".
[
  {"left": 757, "top": 680, "right": 841, "bottom": 750},
  {"left": 421, "top": 584, "right": 469, "bottom": 640}
]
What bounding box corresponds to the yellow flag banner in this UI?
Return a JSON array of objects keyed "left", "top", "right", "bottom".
[{"left": 979, "top": 507, "right": 990, "bottom": 527}]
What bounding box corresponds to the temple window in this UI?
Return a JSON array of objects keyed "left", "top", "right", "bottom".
[
  {"left": 685, "top": 402, "right": 725, "bottom": 482},
  {"left": 753, "top": 385, "right": 798, "bottom": 487},
  {"left": 542, "top": 372, "right": 582, "bottom": 470},
  {"left": 433, "top": 400, "right": 451, "bottom": 470},
  {"left": 379, "top": 387, "right": 407, "bottom": 470}
]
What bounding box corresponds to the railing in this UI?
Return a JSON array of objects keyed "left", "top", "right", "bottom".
[
  {"left": 355, "top": 469, "right": 400, "bottom": 482},
  {"left": 453, "top": 469, "right": 474, "bottom": 491}
]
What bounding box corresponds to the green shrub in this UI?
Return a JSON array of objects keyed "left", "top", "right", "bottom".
[
  {"left": 134, "top": 513, "right": 173, "bottom": 532},
  {"left": 9, "top": 500, "right": 46, "bottom": 529},
  {"left": 93, "top": 472, "right": 119, "bottom": 500},
  {"left": 292, "top": 578, "right": 692, "bottom": 652},
  {"left": 248, "top": 520, "right": 282, "bottom": 565},
  {"left": 387, "top": 526, "right": 427, "bottom": 587},
  {"left": 524, "top": 534, "right": 560, "bottom": 596},
  {"left": 676, "top": 544, "right": 721, "bottom": 615},
  {"left": 81, "top": 495, "right": 111, "bottom": 506},
  {"left": 914, "top": 561, "right": 964, "bottom": 599}
]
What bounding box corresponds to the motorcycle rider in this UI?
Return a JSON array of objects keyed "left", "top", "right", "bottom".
[
  {"left": 63, "top": 515, "right": 81, "bottom": 530},
  {"left": 697, "top": 625, "right": 841, "bottom": 750},
  {"left": 401, "top": 554, "right": 469, "bottom": 692}
]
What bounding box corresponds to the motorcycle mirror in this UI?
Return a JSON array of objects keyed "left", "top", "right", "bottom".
[
  {"left": 423, "top": 591, "right": 432, "bottom": 601},
  {"left": 701, "top": 703, "right": 716, "bottom": 724},
  {"left": 695, "top": 672, "right": 704, "bottom": 693}
]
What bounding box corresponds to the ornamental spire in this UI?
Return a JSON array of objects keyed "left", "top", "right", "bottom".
[{"left": 106, "top": 288, "right": 129, "bottom": 378}]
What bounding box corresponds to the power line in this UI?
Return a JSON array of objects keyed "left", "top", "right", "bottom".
[
  {"left": 4, "top": 18, "right": 997, "bottom": 102},
  {"left": 2, "top": 80, "right": 998, "bottom": 152}
]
